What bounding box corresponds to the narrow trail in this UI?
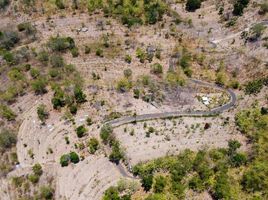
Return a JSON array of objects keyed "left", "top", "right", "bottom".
[{"left": 105, "top": 78, "right": 237, "bottom": 179}]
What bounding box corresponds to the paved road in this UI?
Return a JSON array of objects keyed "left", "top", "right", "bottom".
[
  {"left": 105, "top": 78, "right": 236, "bottom": 128},
  {"left": 105, "top": 78, "right": 237, "bottom": 178}
]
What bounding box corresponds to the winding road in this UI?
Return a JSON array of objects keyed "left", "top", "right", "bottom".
[
  {"left": 105, "top": 78, "right": 237, "bottom": 178},
  {"left": 106, "top": 78, "right": 236, "bottom": 128}
]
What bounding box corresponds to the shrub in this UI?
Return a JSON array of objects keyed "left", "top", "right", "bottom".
[
  {"left": 69, "top": 104, "right": 77, "bottom": 115},
  {"left": 245, "top": 79, "right": 263, "bottom": 94},
  {"left": 69, "top": 152, "right": 80, "bottom": 164},
  {"left": 38, "top": 50, "right": 49, "bottom": 65},
  {"left": 96, "top": 48, "right": 103, "bottom": 57},
  {"left": 88, "top": 138, "right": 99, "bottom": 154},
  {"left": 28, "top": 174, "right": 39, "bottom": 184},
  {"left": 151, "top": 63, "right": 163, "bottom": 75},
  {"left": 186, "top": 0, "right": 201, "bottom": 12},
  {"left": 141, "top": 174, "right": 153, "bottom": 192},
  {"left": 259, "top": 2, "right": 268, "bottom": 15},
  {"left": 0, "top": 104, "right": 16, "bottom": 120},
  {"left": 50, "top": 55, "right": 64, "bottom": 68},
  {"left": 84, "top": 45, "right": 91, "bottom": 54},
  {"left": 31, "top": 78, "right": 47, "bottom": 94},
  {"left": 30, "top": 68, "right": 40, "bottom": 79},
  {"left": 86, "top": 117, "right": 93, "bottom": 126},
  {"left": 0, "top": 129, "right": 16, "bottom": 149},
  {"left": 55, "top": 0, "right": 65, "bottom": 9},
  {"left": 242, "top": 162, "right": 268, "bottom": 192},
  {"left": 60, "top": 154, "right": 70, "bottom": 167},
  {"left": 103, "top": 186, "right": 120, "bottom": 200},
  {"left": 123, "top": 68, "right": 132, "bottom": 78},
  {"left": 0, "top": 0, "right": 9, "bottom": 9},
  {"left": 51, "top": 88, "right": 65, "bottom": 109},
  {"left": 17, "top": 22, "right": 36, "bottom": 36},
  {"left": 230, "top": 153, "right": 247, "bottom": 167},
  {"left": 37, "top": 104, "right": 49, "bottom": 123},
  {"left": 48, "top": 36, "right": 74, "bottom": 52},
  {"left": 124, "top": 54, "right": 132, "bottom": 64},
  {"left": 74, "top": 86, "right": 86, "bottom": 103},
  {"left": 116, "top": 78, "right": 132, "bottom": 92},
  {"left": 76, "top": 125, "right": 87, "bottom": 138},
  {"left": 248, "top": 24, "right": 266, "bottom": 42},
  {"left": 39, "top": 186, "right": 54, "bottom": 200},
  {"left": 233, "top": 0, "right": 249, "bottom": 16},
  {"left": 32, "top": 163, "right": 43, "bottom": 176},
  {"left": 0, "top": 31, "right": 20, "bottom": 50},
  {"left": 136, "top": 48, "right": 146, "bottom": 63},
  {"left": 213, "top": 172, "right": 232, "bottom": 199},
  {"left": 100, "top": 124, "right": 113, "bottom": 144},
  {"left": 153, "top": 175, "right": 167, "bottom": 193},
  {"left": 109, "top": 142, "right": 124, "bottom": 164},
  {"left": 71, "top": 47, "right": 79, "bottom": 57}
]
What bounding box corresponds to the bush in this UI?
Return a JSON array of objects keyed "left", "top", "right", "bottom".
[
  {"left": 103, "top": 186, "right": 120, "bottom": 200},
  {"left": 0, "top": 129, "right": 16, "bottom": 149},
  {"left": 186, "top": 0, "right": 201, "bottom": 12},
  {"left": 124, "top": 55, "right": 132, "bottom": 64},
  {"left": 151, "top": 63, "right": 163, "bottom": 75},
  {"left": 141, "top": 174, "right": 153, "bottom": 192},
  {"left": 245, "top": 79, "right": 263, "bottom": 94},
  {"left": 38, "top": 50, "right": 49, "bottom": 65},
  {"left": 0, "top": 0, "right": 9, "bottom": 9},
  {"left": 88, "top": 138, "right": 99, "bottom": 154},
  {"left": 233, "top": 0, "right": 249, "bottom": 16},
  {"left": 17, "top": 22, "right": 36, "bottom": 36},
  {"left": 60, "top": 154, "right": 70, "bottom": 167},
  {"left": 69, "top": 104, "right": 77, "bottom": 115},
  {"left": 96, "top": 48, "right": 103, "bottom": 57},
  {"left": 76, "top": 125, "right": 87, "bottom": 138},
  {"left": 28, "top": 174, "right": 39, "bottom": 184},
  {"left": 213, "top": 172, "right": 232, "bottom": 199},
  {"left": 51, "top": 88, "right": 65, "bottom": 109},
  {"left": 48, "top": 36, "right": 75, "bottom": 52},
  {"left": 39, "top": 186, "right": 54, "bottom": 200},
  {"left": 153, "top": 175, "right": 167, "bottom": 193},
  {"left": 32, "top": 163, "right": 43, "bottom": 176},
  {"left": 242, "top": 162, "right": 268, "bottom": 192},
  {"left": 0, "top": 104, "right": 16, "bottom": 120},
  {"left": 30, "top": 68, "right": 40, "bottom": 79},
  {"left": 100, "top": 124, "right": 113, "bottom": 144},
  {"left": 69, "top": 152, "right": 80, "bottom": 164},
  {"left": 37, "top": 104, "right": 49, "bottom": 123},
  {"left": 74, "top": 86, "right": 86, "bottom": 103},
  {"left": 0, "top": 31, "right": 20, "bottom": 50},
  {"left": 259, "top": 2, "right": 268, "bottom": 15},
  {"left": 116, "top": 78, "right": 132, "bottom": 92},
  {"left": 123, "top": 69, "right": 132, "bottom": 78},
  {"left": 71, "top": 47, "right": 79, "bottom": 57},
  {"left": 109, "top": 141, "right": 124, "bottom": 164},
  {"left": 50, "top": 54, "right": 64, "bottom": 68},
  {"left": 136, "top": 48, "right": 146, "bottom": 63},
  {"left": 31, "top": 78, "right": 47, "bottom": 94},
  {"left": 86, "top": 117, "right": 93, "bottom": 126},
  {"left": 84, "top": 45, "right": 91, "bottom": 54}
]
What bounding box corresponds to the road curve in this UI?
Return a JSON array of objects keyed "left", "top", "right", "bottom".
[{"left": 105, "top": 78, "right": 236, "bottom": 128}]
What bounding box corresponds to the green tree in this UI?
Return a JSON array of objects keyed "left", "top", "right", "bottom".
[
  {"left": 109, "top": 142, "right": 124, "bottom": 164},
  {"left": 76, "top": 125, "right": 87, "bottom": 138},
  {"left": 103, "top": 186, "right": 120, "bottom": 200},
  {"left": 60, "top": 154, "right": 70, "bottom": 167},
  {"left": 69, "top": 152, "right": 80, "bottom": 164},
  {"left": 31, "top": 78, "right": 47, "bottom": 94}
]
